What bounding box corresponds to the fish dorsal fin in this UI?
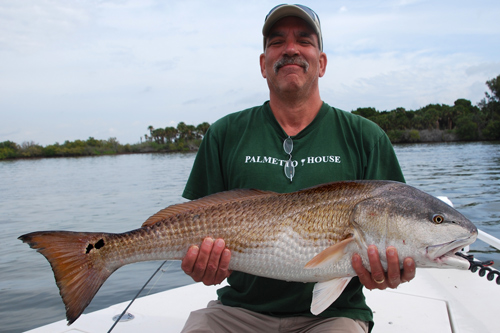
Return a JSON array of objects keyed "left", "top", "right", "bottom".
[
  {"left": 304, "top": 236, "right": 354, "bottom": 269},
  {"left": 141, "top": 188, "right": 275, "bottom": 227},
  {"left": 311, "top": 277, "right": 352, "bottom": 315}
]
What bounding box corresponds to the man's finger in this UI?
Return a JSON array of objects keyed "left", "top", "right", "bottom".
[
  {"left": 214, "top": 248, "right": 232, "bottom": 284},
  {"left": 385, "top": 247, "right": 401, "bottom": 288},
  {"left": 181, "top": 245, "right": 199, "bottom": 275},
  {"left": 366, "top": 245, "right": 387, "bottom": 290},
  {"left": 202, "top": 238, "right": 226, "bottom": 285},
  {"left": 401, "top": 257, "right": 416, "bottom": 283},
  {"left": 190, "top": 237, "right": 214, "bottom": 282},
  {"left": 352, "top": 252, "right": 378, "bottom": 290}
]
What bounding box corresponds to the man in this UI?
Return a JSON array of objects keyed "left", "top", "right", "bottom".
[{"left": 180, "top": 4, "right": 415, "bottom": 332}]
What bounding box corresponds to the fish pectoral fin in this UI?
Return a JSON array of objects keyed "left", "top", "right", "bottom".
[
  {"left": 311, "top": 277, "right": 352, "bottom": 315},
  {"left": 304, "top": 237, "right": 354, "bottom": 269}
]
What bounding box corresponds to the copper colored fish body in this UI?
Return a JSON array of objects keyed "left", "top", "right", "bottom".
[{"left": 19, "top": 180, "right": 477, "bottom": 324}]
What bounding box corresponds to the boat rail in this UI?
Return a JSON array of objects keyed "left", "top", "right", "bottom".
[{"left": 478, "top": 229, "right": 500, "bottom": 250}]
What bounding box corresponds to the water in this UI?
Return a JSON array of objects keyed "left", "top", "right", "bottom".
[
  {"left": 1, "top": 142, "right": 499, "bottom": 332},
  {"left": 0, "top": 153, "right": 196, "bottom": 332}
]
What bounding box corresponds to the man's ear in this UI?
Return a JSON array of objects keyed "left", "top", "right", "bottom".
[
  {"left": 260, "top": 53, "right": 267, "bottom": 79},
  {"left": 319, "top": 52, "right": 327, "bottom": 78}
]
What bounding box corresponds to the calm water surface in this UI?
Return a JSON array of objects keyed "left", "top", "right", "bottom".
[{"left": 1, "top": 142, "right": 499, "bottom": 332}]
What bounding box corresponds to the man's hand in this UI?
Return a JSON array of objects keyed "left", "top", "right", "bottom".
[
  {"left": 181, "top": 237, "right": 232, "bottom": 285},
  {"left": 352, "top": 245, "right": 415, "bottom": 290}
]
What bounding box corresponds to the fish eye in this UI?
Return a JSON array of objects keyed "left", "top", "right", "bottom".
[{"left": 433, "top": 214, "right": 444, "bottom": 224}]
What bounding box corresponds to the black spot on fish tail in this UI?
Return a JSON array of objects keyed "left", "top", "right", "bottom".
[
  {"left": 95, "top": 239, "right": 105, "bottom": 249},
  {"left": 85, "top": 239, "right": 105, "bottom": 254}
]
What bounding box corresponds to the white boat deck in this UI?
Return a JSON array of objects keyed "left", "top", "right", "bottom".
[{"left": 26, "top": 265, "right": 499, "bottom": 333}]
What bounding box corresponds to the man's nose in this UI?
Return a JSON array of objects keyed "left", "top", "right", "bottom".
[{"left": 283, "top": 39, "right": 299, "bottom": 57}]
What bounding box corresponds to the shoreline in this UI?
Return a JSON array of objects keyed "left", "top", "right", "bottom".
[
  {"left": 388, "top": 129, "right": 460, "bottom": 144},
  {"left": 2, "top": 130, "right": 499, "bottom": 161}
]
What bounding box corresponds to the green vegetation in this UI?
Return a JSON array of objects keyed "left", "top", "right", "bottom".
[
  {"left": 0, "top": 122, "right": 209, "bottom": 160},
  {"left": 2, "top": 75, "right": 499, "bottom": 160},
  {"left": 351, "top": 75, "right": 500, "bottom": 143}
]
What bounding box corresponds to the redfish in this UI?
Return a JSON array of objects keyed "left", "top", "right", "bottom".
[{"left": 19, "top": 180, "right": 477, "bottom": 324}]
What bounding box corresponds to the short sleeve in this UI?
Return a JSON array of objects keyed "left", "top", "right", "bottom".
[
  {"left": 182, "top": 128, "right": 226, "bottom": 200},
  {"left": 364, "top": 132, "right": 405, "bottom": 183}
]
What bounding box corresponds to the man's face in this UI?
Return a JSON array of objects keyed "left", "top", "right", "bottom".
[{"left": 260, "top": 16, "right": 327, "bottom": 96}]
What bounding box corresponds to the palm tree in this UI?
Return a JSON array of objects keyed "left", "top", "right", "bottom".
[
  {"left": 196, "top": 122, "right": 210, "bottom": 138},
  {"left": 177, "top": 122, "right": 188, "bottom": 141},
  {"left": 152, "top": 128, "right": 166, "bottom": 144},
  {"left": 147, "top": 126, "right": 154, "bottom": 142},
  {"left": 165, "top": 127, "right": 178, "bottom": 143},
  {"left": 186, "top": 125, "right": 196, "bottom": 140}
]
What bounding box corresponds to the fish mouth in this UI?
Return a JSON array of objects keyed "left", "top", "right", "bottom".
[{"left": 426, "top": 236, "right": 476, "bottom": 269}]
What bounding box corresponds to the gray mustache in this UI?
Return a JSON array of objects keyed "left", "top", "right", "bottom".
[{"left": 273, "top": 56, "right": 310, "bottom": 74}]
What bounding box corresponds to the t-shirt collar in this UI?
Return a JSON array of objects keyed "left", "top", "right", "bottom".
[{"left": 263, "top": 101, "right": 330, "bottom": 139}]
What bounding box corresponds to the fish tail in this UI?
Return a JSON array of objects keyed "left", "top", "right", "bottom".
[{"left": 19, "top": 230, "right": 117, "bottom": 325}]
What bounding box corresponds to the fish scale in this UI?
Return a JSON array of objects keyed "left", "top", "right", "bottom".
[{"left": 19, "top": 180, "right": 477, "bottom": 324}]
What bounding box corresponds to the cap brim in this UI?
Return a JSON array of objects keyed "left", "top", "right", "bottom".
[{"left": 262, "top": 5, "right": 322, "bottom": 51}]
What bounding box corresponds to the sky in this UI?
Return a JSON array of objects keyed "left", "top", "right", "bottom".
[{"left": 1, "top": 0, "right": 499, "bottom": 146}]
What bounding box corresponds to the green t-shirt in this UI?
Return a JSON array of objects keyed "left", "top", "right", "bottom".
[{"left": 182, "top": 101, "right": 405, "bottom": 325}]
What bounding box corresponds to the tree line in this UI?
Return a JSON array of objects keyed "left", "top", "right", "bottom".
[
  {"left": 0, "top": 121, "right": 209, "bottom": 160},
  {"left": 352, "top": 75, "right": 500, "bottom": 142},
  {"left": 1, "top": 75, "right": 499, "bottom": 160},
  {"left": 144, "top": 121, "right": 210, "bottom": 144}
]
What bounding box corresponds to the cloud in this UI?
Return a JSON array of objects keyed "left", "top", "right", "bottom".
[
  {"left": 0, "top": 0, "right": 92, "bottom": 54},
  {"left": 0, "top": 0, "right": 499, "bottom": 145},
  {"left": 466, "top": 63, "right": 500, "bottom": 77},
  {"left": 323, "top": 49, "right": 493, "bottom": 111}
]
